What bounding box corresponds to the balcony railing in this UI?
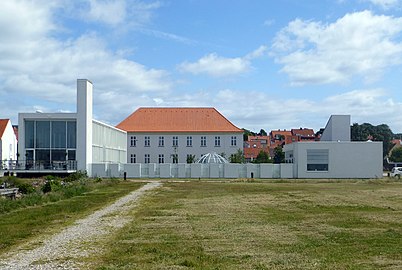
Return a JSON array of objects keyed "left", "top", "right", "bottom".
[{"left": 1, "top": 160, "right": 77, "bottom": 171}]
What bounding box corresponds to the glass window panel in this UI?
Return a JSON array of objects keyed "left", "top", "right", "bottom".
[
  {"left": 36, "top": 149, "right": 50, "bottom": 162},
  {"left": 52, "top": 121, "right": 66, "bottom": 148},
  {"left": 67, "top": 121, "right": 77, "bottom": 148},
  {"left": 36, "top": 121, "right": 50, "bottom": 148},
  {"left": 25, "top": 120, "right": 35, "bottom": 148},
  {"left": 67, "top": 150, "right": 76, "bottom": 161},
  {"left": 307, "top": 149, "right": 328, "bottom": 171},
  {"left": 52, "top": 149, "right": 67, "bottom": 161}
]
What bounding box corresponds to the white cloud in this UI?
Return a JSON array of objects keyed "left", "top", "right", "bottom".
[
  {"left": 0, "top": 0, "right": 171, "bottom": 125},
  {"left": 87, "top": 0, "right": 127, "bottom": 25},
  {"left": 178, "top": 54, "right": 250, "bottom": 77},
  {"left": 178, "top": 46, "right": 266, "bottom": 77},
  {"left": 271, "top": 11, "right": 402, "bottom": 86},
  {"left": 81, "top": 0, "right": 162, "bottom": 26}
]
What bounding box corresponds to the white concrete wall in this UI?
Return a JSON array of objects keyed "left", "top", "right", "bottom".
[
  {"left": 320, "top": 115, "right": 351, "bottom": 142},
  {"left": 284, "top": 141, "right": 383, "bottom": 178},
  {"left": 90, "top": 155, "right": 383, "bottom": 179},
  {"left": 77, "top": 79, "right": 93, "bottom": 174}
]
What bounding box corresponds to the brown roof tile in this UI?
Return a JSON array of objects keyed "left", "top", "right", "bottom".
[
  {"left": 116, "top": 107, "right": 243, "bottom": 133},
  {"left": 291, "top": 128, "right": 315, "bottom": 137},
  {"left": 0, "top": 119, "right": 10, "bottom": 139}
]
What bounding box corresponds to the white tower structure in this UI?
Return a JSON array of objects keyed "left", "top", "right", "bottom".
[{"left": 76, "top": 79, "right": 93, "bottom": 173}]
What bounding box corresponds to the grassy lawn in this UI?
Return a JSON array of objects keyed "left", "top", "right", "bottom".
[
  {"left": 96, "top": 179, "right": 402, "bottom": 270},
  {"left": 0, "top": 180, "right": 144, "bottom": 254}
]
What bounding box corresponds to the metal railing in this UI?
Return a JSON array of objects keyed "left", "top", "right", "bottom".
[{"left": 1, "top": 160, "right": 77, "bottom": 171}]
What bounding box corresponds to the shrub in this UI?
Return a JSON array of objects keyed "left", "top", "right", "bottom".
[
  {"left": 65, "top": 171, "right": 87, "bottom": 182},
  {"left": 41, "top": 181, "right": 52, "bottom": 193},
  {"left": 16, "top": 182, "right": 35, "bottom": 194},
  {"left": 41, "top": 180, "right": 62, "bottom": 193}
]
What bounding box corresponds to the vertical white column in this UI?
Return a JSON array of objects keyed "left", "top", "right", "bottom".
[{"left": 76, "top": 79, "right": 93, "bottom": 175}]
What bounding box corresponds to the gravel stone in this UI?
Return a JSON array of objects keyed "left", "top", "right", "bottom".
[{"left": 0, "top": 181, "right": 161, "bottom": 270}]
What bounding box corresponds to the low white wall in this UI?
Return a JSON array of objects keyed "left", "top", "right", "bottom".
[
  {"left": 89, "top": 163, "right": 299, "bottom": 179},
  {"left": 88, "top": 161, "right": 381, "bottom": 179}
]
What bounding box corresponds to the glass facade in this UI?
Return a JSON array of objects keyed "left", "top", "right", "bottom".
[{"left": 25, "top": 120, "right": 77, "bottom": 163}]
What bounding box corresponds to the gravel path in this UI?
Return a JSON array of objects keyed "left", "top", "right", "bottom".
[{"left": 0, "top": 181, "right": 161, "bottom": 270}]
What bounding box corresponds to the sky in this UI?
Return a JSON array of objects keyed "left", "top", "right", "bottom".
[{"left": 1, "top": 0, "right": 402, "bottom": 134}]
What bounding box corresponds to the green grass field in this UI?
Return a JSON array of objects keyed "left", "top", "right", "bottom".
[
  {"left": 96, "top": 179, "right": 402, "bottom": 270},
  {"left": 1, "top": 179, "right": 401, "bottom": 269}
]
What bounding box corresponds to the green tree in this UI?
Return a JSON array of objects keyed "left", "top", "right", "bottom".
[
  {"left": 259, "top": 129, "right": 267, "bottom": 136},
  {"left": 273, "top": 146, "right": 285, "bottom": 164},
  {"left": 390, "top": 147, "right": 402, "bottom": 162},
  {"left": 242, "top": 128, "right": 256, "bottom": 141},
  {"left": 230, "top": 149, "right": 245, "bottom": 163},
  {"left": 351, "top": 123, "right": 394, "bottom": 158},
  {"left": 254, "top": 150, "right": 271, "bottom": 163}
]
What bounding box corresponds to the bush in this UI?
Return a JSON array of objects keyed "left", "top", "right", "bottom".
[
  {"left": 41, "top": 180, "right": 62, "bottom": 193},
  {"left": 16, "top": 182, "right": 35, "bottom": 194},
  {"left": 65, "top": 171, "right": 87, "bottom": 182}
]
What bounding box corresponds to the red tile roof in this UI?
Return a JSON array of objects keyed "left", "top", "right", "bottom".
[
  {"left": 291, "top": 128, "right": 315, "bottom": 138},
  {"left": 247, "top": 136, "right": 270, "bottom": 142},
  {"left": 270, "top": 130, "right": 292, "bottom": 138},
  {"left": 0, "top": 119, "right": 10, "bottom": 139},
  {"left": 116, "top": 107, "right": 243, "bottom": 133}
]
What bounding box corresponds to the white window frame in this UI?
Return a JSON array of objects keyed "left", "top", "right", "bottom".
[
  {"left": 144, "top": 136, "right": 150, "bottom": 147},
  {"left": 130, "top": 136, "right": 136, "bottom": 147},
  {"left": 201, "top": 136, "right": 207, "bottom": 147},
  {"left": 215, "top": 136, "right": 221, "bottom": 147},
  {"left": 130, "top": 154, "right": 136, "bottom": 163},
  {"left": 187, "top": 136, "right": 192, "bottom": 147}
]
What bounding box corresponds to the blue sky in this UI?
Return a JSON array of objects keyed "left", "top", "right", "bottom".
[{"left": 1, "top": 0, "right": 402, "bottom": 133}]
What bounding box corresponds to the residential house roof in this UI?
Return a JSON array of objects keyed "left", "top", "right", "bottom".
[
  {"left": 291, "top": 128, "right": 315, "bottom": 138},
  {"left": 270, "top": 130, "right": 292, "bottom": 138},
  {"left": 116, "top": 107, "right": 243, "bottom": 133},
  {"left": 247, "top": 136, "right": 270, "bottom": 143},
  {"left": 0, "top": 119, "right": 10, "bottom": 139}
]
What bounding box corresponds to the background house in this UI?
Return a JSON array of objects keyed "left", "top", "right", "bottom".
[
  {"left": 116, "top": 108, "right": 244, "bottom": 164},
  {"left": 284, "top": 115, "right": 383, "bottom": 178},
  {"left": 0, "top": 119, "right": 18, "bottom": 169},
  {"left": 243, "top": 135, "right": 270, "bottom": 162}
]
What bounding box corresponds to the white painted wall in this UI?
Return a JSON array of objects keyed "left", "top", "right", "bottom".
[
  {"left": 284, "top": 141, "right": 383, "bottom": 178},
  {"left": 126, "top": 132, "right": 243, "bottom": 164},
  {"left": 320, "top": 115, "right": 351, "bottom": 142},
  {"left": 0, "top": 120, "right": 17, "bottom": 162},
  {"left": 76, "top": 79, "right": 93, "bottom": 174}
]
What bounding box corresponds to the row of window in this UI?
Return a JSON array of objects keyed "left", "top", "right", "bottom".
[
  {"left": 130, "top": 136, "right": 237, "bottom": 147},
  {"left": 130, "top": 154, "right": 189, "bottom": 164}
]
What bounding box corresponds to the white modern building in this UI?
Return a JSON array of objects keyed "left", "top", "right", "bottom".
[
  {"left": 284, "top": 115, "right": 383, "bottom": 178},
  {"left": 0, "top": 119, "right": 18, "bottom": 169},
  {"left": 116, "top": 108, "right": 244, "bottom": 164},
  {"left": 17, "top": 79, "right": 127, "bottom": 176}
]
